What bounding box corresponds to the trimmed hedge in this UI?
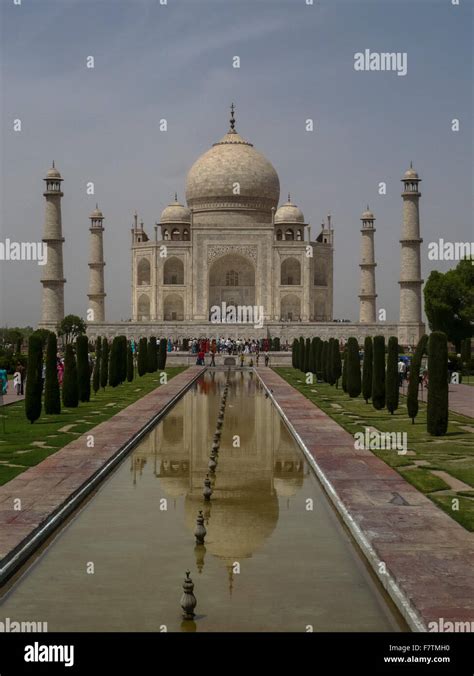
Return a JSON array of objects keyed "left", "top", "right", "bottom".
[
  {"left": 25, "top": 334, "right": 43, "bottom": 423},
  {"left": 372, "top": 335, "right": 386, "bottom": 410},
  {"left": 386, "top": 336, "right": 399, "bottom": 414},
  {"left": 427, "top": 331, "right": 449, "bottom": 436},
  {"left": 362, "top": 336, "right": 373, "bottom": 403},
  {"left": 100, "top": 339, "right": 109, "bottom": 390},
  {"left": 346, "top": 337, "right": 361, "bottom": 398},
  {"left": 62, "top": 344, "right": 79, "bottom": 408},
  {"left": 44, "top": 332, "right": 60, "bottom": 415},
  {"left": 76, "top": 334, "right": 91, "bottom": 402},
  {"left": 92, "top": 337, "right": 101, "bottom": 394}
]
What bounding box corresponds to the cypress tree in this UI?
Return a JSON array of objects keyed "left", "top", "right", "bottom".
[
  {"left": 362, "top": 337, "right": 373, "bottom": 403},
  {"left": 326, "top": 339, "right": 335, "bottom": 385},
  {"left": 62, "top": 344, "right": 79, "bottom": 408},
  {"left": 127, "top": 342, "right": 134, "bottom": 382},
  {"left": 346, "top": 337, "right": 361, "bottom": 398},
  {"left": 407, "top": 334, "right": 428, "bottom": 423},
  {"left": 138, "top": 337, "right": 148, "bottom": 376},
  {"left": 158, "top": 338, "right": 168, "bottom": 370},
  {"left": 109, "top": 336, "right": 121, "bottom": 387},
  {"left": 118, "top": 336, "right": 127, "bottom": 383},
  {"left": 291, "top": 339, "right": 298, "bottom": 368},
  {"left": 298, "top": 337, "right": 305, "bottom": 372},
  {"left": 100, "top": 339, "right": 109, "bottom": 389},
  {"left": 386, "top": 336, "right": 399, "bottom": 415},
  {"left": 341, "top": 347, "right": 347, "bottom": 392},
  {"left": 372, "top": 335, "right": 386, "bottom": 410},
  {"left": 76, "top": 334, "right": 91, "bottom": 402},
  {"left": 333, "top": 340, "right": 342, "bottom": 388},
  {"left": 92, "top": 337, "right": 101, "bottom": 394},
  {"left": 44, "top": 332, "right": 61, "bottom": 414},
  {"left": 25, "top": 334, "right": 43, "bottom": 423},
  {"left": 147, "top": 336, "right": 158, "bottom": 373},
  {"left": 310, "top": 337, "right": 318, "bottom": 375},
  {"left": 321, "top": 341, "right": 328, "bottom": 382},
  {"left": 304, "top": 338, "right": 311, "bottom": 373},
  {"left": 427, "top": 332, "right": 449, "bottom": 436},
  {"left": 315, "top": 339, "right": 323, "bottom": 380}
]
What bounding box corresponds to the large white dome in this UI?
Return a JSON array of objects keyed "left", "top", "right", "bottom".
[{"left": 185, "top": 126, "right": 280, "bottom": 215}]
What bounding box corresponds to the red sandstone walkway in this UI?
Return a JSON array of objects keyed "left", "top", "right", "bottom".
[
  {"left": 399, "top": 382, "right": 473, "bottom": 419},
  {"left": 0, "top": 367, "right": 204, "bottom": 582},
  {"left": 258, "top": 367, "right": 474, "bottom": 632}
]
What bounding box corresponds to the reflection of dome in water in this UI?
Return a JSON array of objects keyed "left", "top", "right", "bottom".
[{"left": 184, "top": 489, "right": 278, "bottom": 562}]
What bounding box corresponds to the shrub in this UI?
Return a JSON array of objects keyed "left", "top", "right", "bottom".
[
  {"left": 310, "top": 337, "right": 319, "bottom": 375},
  {"left": 109, "top": 337, "right": 121, "bottom": 387},
  {"left": 321, "top": 341, "right": 328, "bottom": 382},
  {"left": 158, "top": 338, "right": 168, "bottom": 370},
  {"left": 333, "top": 339, "right": 342, "bottom": 387},
  {"left": 341, "top": 347, "right": 347, "bottom": 392},
  {"left": 315, "top": 339, "right": 323, "bottom": 380},
  {"left": 304, "top": 338, "right": 311, "bottom": 374},
  {"left": 292, "top": 339, "right": 299, "bottom": 369},
  {"left": 298, "top": 337, "right": 305, "bottom": 372},
  {"left": 44, "top": 332, "right": 60, "bottom": 414}
]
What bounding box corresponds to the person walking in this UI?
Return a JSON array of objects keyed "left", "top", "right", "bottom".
[
  {"left": 18, "top": 362, "right": 26, "bottom": 395},
  {"left": 398, "top": 358, "right": 406, "bottom": 387},
  {"left": 0, "top": 369, "right": 8, "bottom": 395},
  {"left": 264, "top": 352, "right": 270, "bottom": 367},
  {"left": 13, "top": 369, "right": 22, "bottom": 395}
]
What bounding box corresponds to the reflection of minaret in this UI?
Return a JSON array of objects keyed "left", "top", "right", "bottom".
[
  {"left": 358, "top": 207, "right": 377, "bottom": 323},
  {"left": 399, "top": 164, "right": 424, "bottom": 345},
  {"left": 87, "top": 205, "right": 106, "bottom": 322},
  {"left": 39, "top": 163, "right": 66, "bottom": 330}
]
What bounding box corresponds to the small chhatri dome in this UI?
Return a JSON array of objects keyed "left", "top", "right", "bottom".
[
  {"left": 160, "top": 194, "right": 191, "bottom": 223},
  {"left": 46, "top": 161, "right": 61, "bottom": 179},
  {"left": 186, "top": 104, "right": 280, "bottom": 214},
  {"left": 361, "top": 205, "right": 375, "bottom": 220},
  {"left": 403, "top": 162, "right": 419, "bottom": 180},
  {"left": 274, "top": 194, "right": 305, "bottom": 224}
]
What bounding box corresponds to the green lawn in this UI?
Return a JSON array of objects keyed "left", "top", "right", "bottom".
[
  {"left": 275, "top": 367, "right": 474, "bottom": 531},
  {"left": 0, "top": 368, "right": 184, "bottom": 486}
]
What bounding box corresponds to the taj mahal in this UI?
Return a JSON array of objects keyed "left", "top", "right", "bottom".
[{"left": 38, "top": 106, "right": 425, "bottom": 346}]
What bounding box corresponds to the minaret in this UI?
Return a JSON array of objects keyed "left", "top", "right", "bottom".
[
  {"left": 358, "top": 206, "right": 377, "bottom": 323},
  {"left": 87, "top": 205, "right": 106, "bottom": 322},
  {"left": 399, "top": 164, "right": 424, "bottom": 345},
  {"left": 39, "top": 163, "right": 66, "bottom": 331}
]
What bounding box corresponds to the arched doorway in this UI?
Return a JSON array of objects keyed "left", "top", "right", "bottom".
[{"left": 208, "top": 253, "right": 255, "bottom": 311}]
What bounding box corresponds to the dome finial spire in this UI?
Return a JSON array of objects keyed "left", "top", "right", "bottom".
[
  {"left": 230, "top": 103, "right": 236, "bottom": 132},
  {"left": 288, "top": 192, "right": 291, "bottom": 203},
  {"left": 174, "top": 192, "right": 178, "bottom": 202}
]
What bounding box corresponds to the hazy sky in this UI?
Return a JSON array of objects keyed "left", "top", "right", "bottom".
[{"left": 0, "top": 0, "right": 472, "bottom": 327}]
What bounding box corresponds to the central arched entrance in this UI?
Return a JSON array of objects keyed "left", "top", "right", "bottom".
[{"left": 208, "top": 253, "right": 255, "bottom": 312}]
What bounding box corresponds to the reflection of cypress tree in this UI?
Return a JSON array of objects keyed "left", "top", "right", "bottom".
[
  {"left": 333, "top": 339, "right": 342, "bottom": 388},
  {"left": 44, "top": 332, "right": 60, "bottom": 414},
  {"left": 346, "top": 337, "right": 361, "bottom": 398},
  {"left": 92, "top": 337, "right": 101, "bottom": 395},
  {"left": 76, "top": 335, "right": 91, "bottom": 402},
  {"left": 427, "top": 332, "right": 449, "bottom": 436},
  {"left": 292, "top": 339, "right": 298, "bottom": 369},
  {"left": 25, "top": 334, "right": 43, "bottom": 423},
  {"left": 147, "top": 337, "right": 158, "bottom": 373},
  {"left": 62, "top": 344, "right": 79, "bottom": 408},
  {"left": 341, "top": 347, "right": 347, "bottom": 392},
  {"left": 158, "top": 338, "right": 168, "bottom": 370},
  {"left": 138, "top": 337, "right": 148, "bottom": 376},
  {"left": 407, "top": 335, "right": 428, "bottom": 423},
  {"left": 127, "top": 342, "right": 134, "bottom": 382},
  {"left": 386, "top": 336, "right": 399, "bottom": 415},
  {"left": 372, "top": 335, "right": 386, "bottom": 410},
  {"left": 362, "top": 337, "right": 373, "bottom": 403},
  {"left": 100, "top": 339, "right": 109, "bottom": 389}
]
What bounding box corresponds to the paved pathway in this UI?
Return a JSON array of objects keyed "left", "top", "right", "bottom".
[
  {"left": 399, "top": 382, "right": 473, "bottom": 418},
  {"left": 258, "top": 367, "right": 474, "bottom": 631},
  {"left": 0, "top": 367, "right": 204, "bottom": 582},
  {"left": 0, "top": 392, "right": 24, "bottom": 407}
]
